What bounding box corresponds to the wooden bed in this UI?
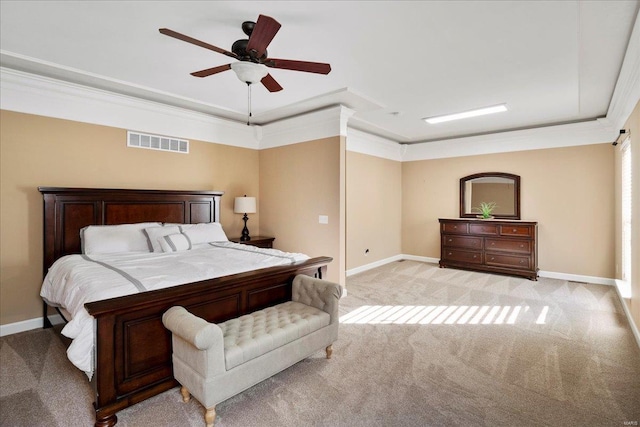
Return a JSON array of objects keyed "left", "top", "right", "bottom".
[{"left": 39, "top": 187, "right": 332, "bottom": 427}]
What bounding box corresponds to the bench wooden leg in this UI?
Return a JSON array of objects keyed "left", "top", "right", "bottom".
[
  {"left": 180, "top": 386, "right": 190, "bottom": 403},
  {"left": 326, "top": 344, "right": 333, "bottom": 359},
  {"left": 205, "top": 407, "right": 216, "bottom": 427}
]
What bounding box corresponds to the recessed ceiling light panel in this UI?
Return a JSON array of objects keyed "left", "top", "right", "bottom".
[{"left": 423, "top": 104, "right": 508, "bottom": 124}]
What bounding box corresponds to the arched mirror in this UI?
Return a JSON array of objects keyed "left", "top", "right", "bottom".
[{"left": 460, "top": 172, "right": 520, "bottom": 219}]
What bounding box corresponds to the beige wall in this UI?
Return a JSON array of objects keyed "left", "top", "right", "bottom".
[
  {"left": 259, "top": 137, "right": 345, "bottom": 286},
  {"left": 616, "top": 99, "right": 640, "bottom": 333},
  {"left": 402, "top": 144, "right": 615, "bottom": 278},
  {"left": 346, "top": 151, "right": 402, "bottom": 269},
  {"left": 0, "top": 110, "right": 259, "bottom": 325},
  {"left": 2, "top": 107, "right": 633, "bottom": 335}
]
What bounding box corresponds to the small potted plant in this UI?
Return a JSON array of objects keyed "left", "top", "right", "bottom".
[{"left": 474, "top": 201, "right": 497, "bottom": 219}]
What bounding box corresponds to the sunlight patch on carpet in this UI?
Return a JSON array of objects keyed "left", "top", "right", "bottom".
[{"left": 340, "top": 305, "right": 550, "bottom": 325}]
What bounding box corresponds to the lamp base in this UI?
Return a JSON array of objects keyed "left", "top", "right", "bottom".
[{"left": 240, "top": 213, "right": 251, "bottom": 241}]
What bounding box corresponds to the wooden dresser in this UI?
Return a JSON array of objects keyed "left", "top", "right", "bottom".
[{"left": 439, "top": 218, "right": 538, "bottom": 280}]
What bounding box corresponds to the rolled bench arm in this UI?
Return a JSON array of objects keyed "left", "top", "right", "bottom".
[
  {"left": 292, "top": 275, "right": 343, "bottom": 324},
  {"left": 162, "top": 306, "right": 223, "bottom": 350}
]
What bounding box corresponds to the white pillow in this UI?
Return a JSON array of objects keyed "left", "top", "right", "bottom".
[
  {"left": 143, "top": 226, "right": 181, "bottom": 253},
  {"left": 179, "top": 223, "right": 228, "bottom": 245},
  {"left": 81, "top": 222, "right": 162, "bottom": 254},
  {"left": 158, "top": 233, "right": 192, "bottom": 252}
]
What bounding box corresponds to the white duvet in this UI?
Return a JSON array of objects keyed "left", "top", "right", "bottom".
[{"left": 40, "top": 242, "right": 309, "bottom": 378}]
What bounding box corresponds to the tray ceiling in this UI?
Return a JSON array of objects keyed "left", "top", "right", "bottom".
[{"left": 1, "top": 1, "right": 639, "bottom": 144}]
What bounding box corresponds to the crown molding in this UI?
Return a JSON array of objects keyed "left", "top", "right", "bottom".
[
  {"left": 0, "top": 67, "right": 259, "bottom": 149},
  {"left": 402, "top": 118, "right": 616, "bottom": 161},
  {"left": 258, "top": 105, "right": 355, "bottom": 149},
  {"left": 0, "top": 50, "right": 247, "bottom": 123},
  {"left": 346, "top": 128, "right": 404, "bottom": 161},
  {"left": 606, "top": 11, "right": 640, "bottom": 131},
  {"left": 0, "top": 67, "right": 363, "bottom": 151}
]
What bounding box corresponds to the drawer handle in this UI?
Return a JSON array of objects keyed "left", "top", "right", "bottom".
[
  {"left": 512, "top": 228, "right": 517, "bottom": 232},
  {"left": 448, "top": 252, "right": 452, "bottom": 256},
  {"left": 490, "top": 257, "right": 495, "bottom": 261},
  {"left": 491, "top": 242, "right": 495, "bottom": 246},
  {"left": 473, "top": 255, "right": 477, "bottom": 259},
  {"left": 453, "top": 225, "right": 457, "bottom": 229},
  {"left": 520, "top": 244, "right": 524, "bottom": 248},
  {"left": 520, "top": 260, "right": 525, "bottom": 264},
  {"left": 448, "top": 239, "right": 452, "bottom": 242}
]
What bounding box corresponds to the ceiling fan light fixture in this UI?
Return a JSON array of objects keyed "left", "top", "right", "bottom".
[
  {"left": 423, "top": 104, "right": 508, "bottom": 124},
  {"left": 230, "top": 62, "right": 268, "bottom": 84}
]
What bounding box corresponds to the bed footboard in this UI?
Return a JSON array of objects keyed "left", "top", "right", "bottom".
[{"left": 86, "top": 257, "right": 331, "bottom": 427}]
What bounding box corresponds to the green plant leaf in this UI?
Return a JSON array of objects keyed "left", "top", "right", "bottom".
[{"left": 473, "top": 201, "right": 497, "bottom": 218}]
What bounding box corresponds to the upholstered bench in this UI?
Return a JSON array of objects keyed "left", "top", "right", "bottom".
[{"left": 162, "top": 275, "right": 343, "bottom": 427}]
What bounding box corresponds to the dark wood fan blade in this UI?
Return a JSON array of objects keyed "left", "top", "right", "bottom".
[
  {"left": 265, "top": 58, "right": 331, "bottom": 74},
  {"left": 191, "top": 64, "right": 232, "bottom": 78},
  {"left": 246, "top": 15, "right": 281, "bottom": 57},
  {"left": 159, "top": 28, "right": 238, "bottom": 59},
  {"left": 261, "top": 74, "right": 283, "bottom": 92}
]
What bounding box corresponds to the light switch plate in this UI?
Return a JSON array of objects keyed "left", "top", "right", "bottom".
[{"left": 319, "top": 215, "right": 329, "bottom": 224}]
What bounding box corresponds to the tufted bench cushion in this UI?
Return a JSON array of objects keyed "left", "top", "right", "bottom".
[
  {"left": 163, "top": 275, "right": 342, "bottom": 427},
  {"left": 220, "top": 301, "right": 330, "bottom": 370}
]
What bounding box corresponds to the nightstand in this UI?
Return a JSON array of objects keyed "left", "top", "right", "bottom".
[{"left": 229, "top": 236, "right": 275, "bottom": 249}]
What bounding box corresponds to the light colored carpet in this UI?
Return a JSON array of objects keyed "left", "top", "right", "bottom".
[{"left": 2, "top": 261, "right": 639, "bottom": 426}]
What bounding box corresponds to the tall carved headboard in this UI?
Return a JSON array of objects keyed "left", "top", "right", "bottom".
[{"left": 39, "top": 187, "right": 224, "bottom": 275}]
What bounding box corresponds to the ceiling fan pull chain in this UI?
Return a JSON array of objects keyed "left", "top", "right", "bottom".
[{"left": 247, "top": 82, "right": 252, "bottom": 126}]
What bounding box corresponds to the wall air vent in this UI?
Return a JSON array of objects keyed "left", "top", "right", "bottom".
[{"left": 127, "top": 131, "right": 189, "bottom": 154}]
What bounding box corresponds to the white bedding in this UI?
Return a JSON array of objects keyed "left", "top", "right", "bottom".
[{"left": 40, "top": 242, "right": 309, "bottom": 378}]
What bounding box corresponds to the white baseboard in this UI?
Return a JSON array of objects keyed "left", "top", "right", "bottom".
[
  {"left": 346, "top": 254, "right": 439, "bottom": 277},
  {"left": 346, "top": 255, "right": 403, "bottom": 276},
  {"left": 538, "top": 270, "right": 616, "bottom": 286},
  {"left": 400, "top": 254, "right": 440, "bottom": 264},
  {"left": 613, "top": 282, "right": 640, "bottom": 350},
  {"left": 0, "top": 314, "right": 63, "bottom": 337},
  {"left": 348, "top": 257, "right": 623, "bottom": 284},
  {"left": 346, "top": 256, "right": 618, "bottom": 288}
]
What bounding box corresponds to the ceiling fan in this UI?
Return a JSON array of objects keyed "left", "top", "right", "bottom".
[{"left": 159, "top": 14, "right": 332, "bottom": 93}]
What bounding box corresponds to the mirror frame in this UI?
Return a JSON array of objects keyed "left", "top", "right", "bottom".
[{"left": 460, "top": 172, "right": 521, "bottom": 220}]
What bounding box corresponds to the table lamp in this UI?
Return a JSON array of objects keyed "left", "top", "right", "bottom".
[{"left": 234, "top": 195, "right": 257, "bottom": 241}]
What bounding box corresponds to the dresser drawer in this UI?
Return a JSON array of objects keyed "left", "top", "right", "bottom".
[
  {"left": 485, "top": 253, "right": 531, "bottom": 270},
  {"left": 499, "top": 224, "right": 533, "bottom": 237},
  {"left": 442, "top": 235, "right": 482, "bottom": 249},
  {"left": 469, "top": 223, "right": 498, "bottom": 235},
  {"left": 441, "top": 222, "right": 468, "bottom": 234},
  {"left": 441, "top": 249, "right": 482, "bottom": 264},
  {"left": 485, "top": 238, "right": 531, "bottom": 254}
]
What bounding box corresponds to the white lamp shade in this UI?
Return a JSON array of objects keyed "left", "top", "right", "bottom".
[
  {"left": 234, "top": 196, "right": 256, "bottom": 214},
  {"left": 230, "top": 62, "right": 268, "bottom": 84}
]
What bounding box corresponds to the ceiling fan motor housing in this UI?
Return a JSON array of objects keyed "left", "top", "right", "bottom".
[{"left": 232, "top": 39, "right": 267, "bottom": 62}]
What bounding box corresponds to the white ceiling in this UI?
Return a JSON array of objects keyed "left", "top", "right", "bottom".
[{"left": 1, "top": 1, "right": 638, "bottom": 144}]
